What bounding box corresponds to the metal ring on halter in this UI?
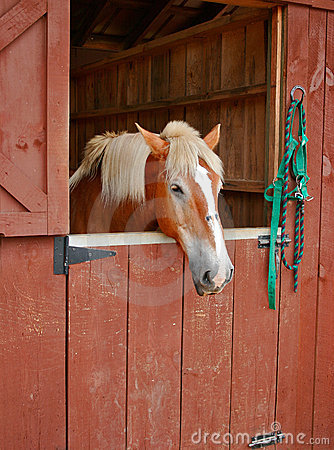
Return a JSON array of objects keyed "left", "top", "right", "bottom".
[{"left": 290, "top": 85, "right": 306, "bottom": 103}]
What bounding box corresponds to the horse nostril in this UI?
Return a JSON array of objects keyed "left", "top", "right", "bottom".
[
  {"left": 201, "top": 270, "right": 213, "bottom": 286},
  {"left": 227, "top": 268, "right": 234, "bottom": 283}
]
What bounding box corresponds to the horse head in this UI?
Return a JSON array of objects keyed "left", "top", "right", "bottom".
[{"left": 136, "top": 121, "right": 234, "bottom": 296}]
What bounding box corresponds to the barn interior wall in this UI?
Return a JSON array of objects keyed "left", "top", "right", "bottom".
[{"left": 70, "top": 11, "right": 269, "bottom": 228}]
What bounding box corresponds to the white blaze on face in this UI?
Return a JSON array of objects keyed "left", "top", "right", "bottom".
[
  {"left": 194, "top": 165, "right": 223, "bottom": 255},
  {"left": 194, "top": 165, "right": 229, "bottom": 286}
]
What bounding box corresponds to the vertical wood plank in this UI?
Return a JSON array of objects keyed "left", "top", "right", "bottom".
[
  {"left": 181, "top": 241, "right": 235, "bottom": 448},
  {"left": 221, "top": 28, "right": 245, "bottom": 89},
  {"left": 244, "top": 96, "right": 266, "bottom": 181},
  {"left": 68, "top": 246, "right": 128, "bottom": 448},
  {"left": 151, "top": 51, "right": 169, "bottom": 101},
  {"left": 220, "top": 100, "right": 245, "bottom": 180},
  {"left": 47, "top": 0, "right": 70, "bottom": 234},
  {"left": 276, "top": 6, "right": 325, "bottom": 447},
  {"left": 0, "top": 236, "right": 66, "bottom": 448},
  {"left": 204, "top": 35, "right": 222, "bottom": 93},
  {"left": 245, "top": 21, "right": 266, "bottom": 85},
  {"left": 230, "top": 240, "right": 278, "bottom": 448},
  {"left": 117, "top": 62, "right": 128, "bottom": 107},
  {"left": 170, "top": 45, "right": 186, "bottom": 98},
  {"left": 138, "top": 55, "right": 151, "bottom": 104},
  {"left": 127, "top": 60, "right": 139, "bottom": 106},
  {"left": 313, "top": 10, "right": 334, "bottom": 448},
  {"left": 186, "top": 40, "right": 204, "bottom": 96},
  {"left": 127, "top": 243, "right": 183, "bottom": 448}
]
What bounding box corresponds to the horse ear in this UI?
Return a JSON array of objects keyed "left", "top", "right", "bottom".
[
  {"left": 135, "top": 123, "right": 169, "bottom": 159},
  {"left": 203, "top": 124, "right": 221, "bottom": 150}
]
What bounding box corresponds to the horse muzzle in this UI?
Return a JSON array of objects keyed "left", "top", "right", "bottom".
[{"left": 192, "top": 265, "right": 234, "bottom": 296}]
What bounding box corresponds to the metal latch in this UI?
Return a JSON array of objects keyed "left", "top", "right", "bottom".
[
  {"left": 258, "top": 234, "right": 291, "bottom": 249},
  {"left": 249, "top": 431, "right": 285, "bottom": 448},
  {"left": 54, "top": 236, "right": 116, "bottom": 275}
]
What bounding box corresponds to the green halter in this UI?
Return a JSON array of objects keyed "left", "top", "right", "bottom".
[{"left": 264, "top": 86, "right": 312, "bottom": 310}]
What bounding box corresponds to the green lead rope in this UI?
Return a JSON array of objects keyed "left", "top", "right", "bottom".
[{"left": 264, "top": 86, "right": 312, "bottom": 310}]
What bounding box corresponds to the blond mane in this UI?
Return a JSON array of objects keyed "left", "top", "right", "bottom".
[{"left": 69, "top": 121, "right": 224, "bottom": 206}]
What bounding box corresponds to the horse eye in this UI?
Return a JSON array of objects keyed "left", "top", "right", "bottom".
[{"left": 170, "top": 184, "right": 184, "bottom": 194}]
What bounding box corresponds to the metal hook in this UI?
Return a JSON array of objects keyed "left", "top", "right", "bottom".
[{"left": 290, "top": 85, "right": 306, "bottom": 103}]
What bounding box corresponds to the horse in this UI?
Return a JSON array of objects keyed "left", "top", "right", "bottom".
[{"left": 70, "top": 121, "right": 234, "bottom": 295}]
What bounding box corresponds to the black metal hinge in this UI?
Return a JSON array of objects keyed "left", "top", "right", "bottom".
[
  {"left": 54, "top": 236, "right": 116, "bottom": 275},
  {"left": 249, "top": 431, "right": 285, "bottom": 448}
]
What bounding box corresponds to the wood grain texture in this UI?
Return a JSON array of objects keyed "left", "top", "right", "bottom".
[
  {"left": 181, "top": 241, "right": 235, "bottom": 448},
  {"left": 46, "top": 0, "right": 70, "bottom": 235},
  {"left": 0, "top": 1, "right": 48, "bottom": 235},
  {"left": 313, "top": 10, "right": 334, "bottom": 448},
  {"left": 230, "top": 239, "right": 278, "bottom": 448},
  {"left": 127, "top": 243, "right": 183, "bottom": 448},
  {"left": 0, "top": 0, "right": 47, "bottom": 52},
  {"left": 0, "top": 152, "right": 47, "bottom": 212},
  {"left": 68, "top": 246, "right": 128, "bottom": 449},
  {"left": 275, "top": 6, "right": 325, "bottom": 447},
  {"left": 0, "top": 212, "right": 47, "bottom": 236},
  {"left": 0, "top": 236, "right": 66, "bottom": 448}
]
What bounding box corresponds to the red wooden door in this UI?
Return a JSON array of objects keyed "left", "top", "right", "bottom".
[
  {"left": 0, "top": 0, "right": 69, "bottom": 237},
  {"left": 67, "top": 232, "right": 279, "bottom": 449},
  {"left": 0, "top": 1, "right": 69, "bottom": 447}
]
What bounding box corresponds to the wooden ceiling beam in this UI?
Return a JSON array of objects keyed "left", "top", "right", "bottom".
[
  {"left": 82, "top": 34, "right": 124, "bottom": 52},
  {"left": 72, "top": 0, "right": 111, "bottom": 46},
  {"left": 202, "top": 0, "right": 334, "bottom": 9},
  {"left": 213, "top": 5, "right": 238, "bottom": 19},
  {"left": 202, "top": 0, "right": 277, "bottom": 7},
  {"left": 124, "top": 0, "right": 175, "bottom": 49}
]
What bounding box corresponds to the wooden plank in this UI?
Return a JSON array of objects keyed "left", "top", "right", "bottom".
[
  {"left": 230, "top": 239, "right": 278, "bottom": 448},
  {"left": 0, "top": 236, "right": 65, "bottom": 448},
  {"left": 71, "top": 84, "right": 267, "bottom": 120},
  {"left": 138, "top": 56, "right": 152, "bottom": 104},
  {"left": 243, "top": 97, "right": 266, "bottom": 181},
  {"left": 127, "top": 243, "right": 183, "bottom": 448},
  {"left": 205, "top": 0, "right": 334, "bottom": 9},
  {"left": 204, "top": 34, "right": 222, "bottom": 92},
  {"left": 0, "top": 0, "right": 47, "bottom": 52},
  {"left": 181, "top": 241, "right": 235, "bottom": 447},
  {"left": 313, "top": 10, "right": 334, "bottom": 447},
  {"left": 71, "top": 10, "right": 269, "bottom": 77},
  {"left": 151, "top": 51, "right": 170, "bottom": 101},
  {"left": 220, "top": 99, "right": 245, "bottom": 180},
  {"left": 203, "top": 0, "right": 277, "bottom": 6},
  {"left": 224, "top": 179, "right": 265, "bottom": 192},
  {"left": 221, "top": 27, "right": 246, "bottom": 89},
  {"left": 46, "top": 0, "right": 69, "bottom": 235},
  {"left": 68, "top": 246, "right": 128, "bottom": 448},
  {"left": 117, "top": 62, "right": 128, "bottom": 107},
  {"left": 68, "top": 228, "right": 274, "bottom": 248},
  {"left": 275, "top": 5, "right": 324, "bottom": 447},
  {"left": 0, "top": 212, "right": 47, "bottom": 236},
  {"left": 169, "top": 45, "right": 186, "bottom": 98},
  {"left": 0, "top": 152, "right": 47, "bottom": 212},
  {"left": 245, "top": 20, "right": 266, "bottom": 85},
  {"left": 186, "top": 40, "right": 204, "bottom": 96},
  {"left": 127, "top": 59, "right": 139, "bottom": 106}
]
